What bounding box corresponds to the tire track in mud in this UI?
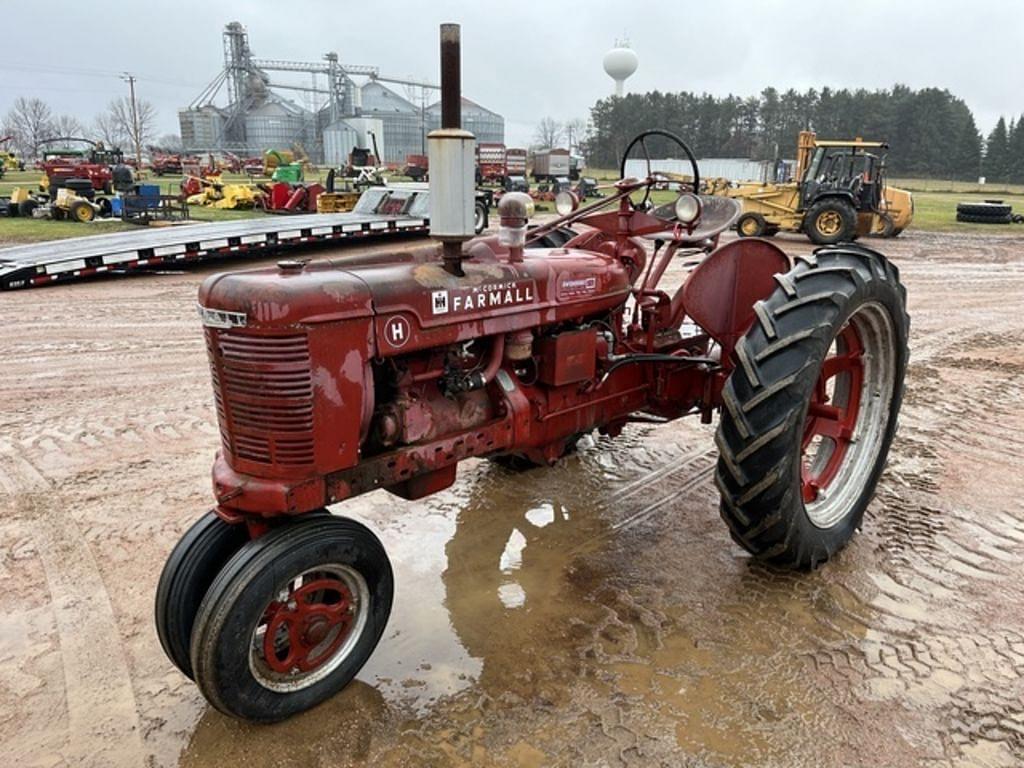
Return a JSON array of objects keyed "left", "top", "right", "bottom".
[
  {"left": 0, "top": 451, "right": 144, "bottom": 768},
  {"left": 801, "top": 316, "right": 1024, "bottom": 763},
  {"left": 0, "top": 290, "right": 208, "bottom": 766}
]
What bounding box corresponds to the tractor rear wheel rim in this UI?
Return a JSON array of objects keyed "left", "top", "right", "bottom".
[
  {"left": 816, "top": 210, "right": 842, "bottom": 236},
  {"left": 801, "top": 301, "right": 896, "bottom": 528},
  {"left": 248, "top": 563, "right": 369, "bottom": 693}
]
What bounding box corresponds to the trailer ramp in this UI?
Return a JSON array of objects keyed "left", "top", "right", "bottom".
[{"left": 1, "top": 189, "right": 430, "bottom": 290}]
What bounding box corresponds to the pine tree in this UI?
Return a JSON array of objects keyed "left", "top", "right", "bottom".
[
  {"left": 983, "top": 118, "right": 1009, "bottom": 183},
  {"left": 580, "top": 84, "right": 988, "bottom": 178},
  {"left": 1007, "top": 115, "right": 1024, "bottom": 183}
]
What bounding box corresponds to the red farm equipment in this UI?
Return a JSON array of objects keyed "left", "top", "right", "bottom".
[
  {"left": 157, "top": 25, "right": 909, "bottom": 724},
  {"left": 476, "top": 141, "right": 506, "bottom": 184},
  {"left": 151, "top": 154, "right": 185, "bottom": 176},
  {"left": 259, "top": 181, "right": 324, "bottom": 213},
  {"left": 402, "top": 153, "right": 429, "bottom": 181},
  {"left": 38, "top": 137, "right": 126, "bottom": 194},
  {"left": 505, "top": 147, "right": 527, "bottom": 177}
]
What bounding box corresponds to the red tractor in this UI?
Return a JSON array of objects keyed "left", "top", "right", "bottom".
[
  {"left": 38, "top": 137, "right": 125, "bottom": 194},
  {"left": 156, "top": 27, "right": 909, "bottom": 723}
]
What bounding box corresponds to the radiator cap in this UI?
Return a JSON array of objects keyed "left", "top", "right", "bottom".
[{"left": 277, "top": 259, "right": 307, "bottom": 273}]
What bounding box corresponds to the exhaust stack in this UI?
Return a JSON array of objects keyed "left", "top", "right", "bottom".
[{"left": 428, "top": 23, "right": 476, "bottom": 276}]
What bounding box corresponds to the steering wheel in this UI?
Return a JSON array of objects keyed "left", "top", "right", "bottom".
[{"left": 618, "top": 129, "right": 700, "bottom": 208}]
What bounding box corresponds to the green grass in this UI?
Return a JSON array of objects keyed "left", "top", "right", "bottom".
[
  {"left": 0, "top": 169, "right": 286, "bottom": 244},
  {"left": 889, "top": 177, "right": 1024, "bottom": 195},
  {"left": 905, "top": 190, "right": 1024, "bottom": 233}
]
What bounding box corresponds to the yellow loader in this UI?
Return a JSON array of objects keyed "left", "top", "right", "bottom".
[{"left": 723, "top": 131, "right": 913, "bottom": 245}]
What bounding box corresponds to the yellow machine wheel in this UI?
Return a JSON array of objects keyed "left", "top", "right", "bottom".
[
  {"left": 736, "top": 212, "right": 768, "bottom": 238},
  {"left": 815, "top": 210, "right": 842, "bottom": 236},
  {"left": 69, "top": 200, "right": 95, "bottom": 223}
]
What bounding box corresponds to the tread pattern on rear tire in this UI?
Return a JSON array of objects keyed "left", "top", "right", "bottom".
[{"left": 715, "top": 243, "right": 909, "bottom": 570}]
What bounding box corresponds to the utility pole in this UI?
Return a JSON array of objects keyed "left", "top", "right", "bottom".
[{"left": 122, "top": 72, "right": 142, "bottom": 169}]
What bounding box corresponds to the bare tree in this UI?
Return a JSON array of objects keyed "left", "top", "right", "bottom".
[
  {"left": 2, "top": 97, "right": 54, "bottom": 158},
  {"left": 93, "top": 111, "right": 128, "bottom": 149},
  {"left": 156, "top": 134, "right": 184, "bottom": 153},
  {"left": 533, "top": 117, "right": 563, "bottom": 149},
  {"left": 105, "top": 96, "right": 157, "bottom": 152},
  {"left": 50, "top": 115, "right": 85, "bottom": 146}
]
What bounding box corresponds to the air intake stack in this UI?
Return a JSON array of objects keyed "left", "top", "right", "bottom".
[{"left": 428, "top": 23, "right": 476, "bottom": 276}]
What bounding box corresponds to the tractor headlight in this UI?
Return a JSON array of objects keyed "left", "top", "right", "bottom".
[
  {"left": 674, "top": 193, "right": 701, "bottom": 224},
  {"left": 555, "top": 190, "right": 579, "bottom": 217}
]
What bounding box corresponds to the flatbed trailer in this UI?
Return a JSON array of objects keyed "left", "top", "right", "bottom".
[{"left": 0, "top": 196, "right": 430, "bottom": 291}]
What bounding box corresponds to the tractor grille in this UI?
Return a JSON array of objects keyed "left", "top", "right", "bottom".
[{"left": 206, "top": 330, "right": 315, "bottom": 468}]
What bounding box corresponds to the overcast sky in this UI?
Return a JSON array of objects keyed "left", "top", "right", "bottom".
[{"left": 2, "top": 0, "right": 1021, "bottom": 148}]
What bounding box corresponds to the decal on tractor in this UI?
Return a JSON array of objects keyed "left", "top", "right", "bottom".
[
  {"left": 434, "top": 280, "right": 535, "bottom": 314},
  {"left": 385, "top": 316, "right": 411, "bottom": 347},
  {"left": 431, "top": 290, "right": 450, "bottom": 314},
  {"left": 558, "top": 275, "right": 598, "bottom": 300}
]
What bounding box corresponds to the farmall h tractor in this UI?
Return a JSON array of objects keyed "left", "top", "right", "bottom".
[{"left": 156, "top": 26, "right": 909, "bottom": 722}]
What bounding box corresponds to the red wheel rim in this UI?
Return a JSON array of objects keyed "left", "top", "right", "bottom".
[
  {"left": 262, "top": 577, "right": 356, "bottom": 675},
  {"left": 801, "top": 322, "right": 864, "bottom": 504}
]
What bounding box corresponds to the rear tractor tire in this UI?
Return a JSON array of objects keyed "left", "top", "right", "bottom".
[
  {"left": 190, "top": 515, "right": 393, "bottom": 722},
  {"left": 715, "top": 243, "right": 909, "bottom": 569},
  {"left": 736, "top": 212, "right": 768, "bottom": 238},
  {"left": 805, "top": 198, "right": 857, "bottom": 245}
]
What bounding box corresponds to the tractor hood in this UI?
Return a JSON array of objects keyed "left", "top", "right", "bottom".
[
  {"left": 198, "top": 265, "right": 375, "bottom": 329},
  {"left": 198, "top": 240, "right": 632, "bottom": 354}
]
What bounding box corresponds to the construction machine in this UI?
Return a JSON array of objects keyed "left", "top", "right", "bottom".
[
  {"left": 725, "top": 131, "right": 913, "bottom": 245},
  {"left": 0, "top": 136, "right": 23, "bottom": 177}
]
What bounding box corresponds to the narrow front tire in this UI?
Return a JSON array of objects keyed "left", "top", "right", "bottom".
[{"left": 190, "top": 515, "right": 393, "bottom": 722}]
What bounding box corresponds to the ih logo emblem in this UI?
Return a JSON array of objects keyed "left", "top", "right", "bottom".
[
  {"left": 431, "top": 290, "right": 449, "bottom": 315},
  {"left": 385, "top": 316, "right": 411, "bottom": 348}
]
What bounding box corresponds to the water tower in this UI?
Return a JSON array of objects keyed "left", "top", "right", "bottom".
[{"left": 603, "top": 39, "right": 638, "bottom": 97}]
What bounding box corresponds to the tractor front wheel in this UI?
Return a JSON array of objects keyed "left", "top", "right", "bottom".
[
  {"left": 155, "top": 511, "right": 250, "bottom": 678},
  {"left": 190, "top": 515, "right": 393, "bottom": 722},
  {"left": 736, "top": 212, "right": 768, "bottom": 238},
  {"left": 805, "top": 199, "right": 857, "bottom": 245},
  {"left": 715, "top": 244, "right": 909, "bottom": 569}
]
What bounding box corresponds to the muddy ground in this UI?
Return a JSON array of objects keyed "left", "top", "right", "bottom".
[{"left": 1, "top": 229, "right": 1023, "bottom": 767}]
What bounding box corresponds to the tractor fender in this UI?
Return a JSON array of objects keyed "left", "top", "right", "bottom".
[{"left": 675, "top": 238, "right": 790, "bottom": 360}]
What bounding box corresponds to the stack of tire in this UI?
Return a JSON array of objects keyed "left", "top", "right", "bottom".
[{"left": 956, "top": 199, "right": 1024, "bottom": 225}]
